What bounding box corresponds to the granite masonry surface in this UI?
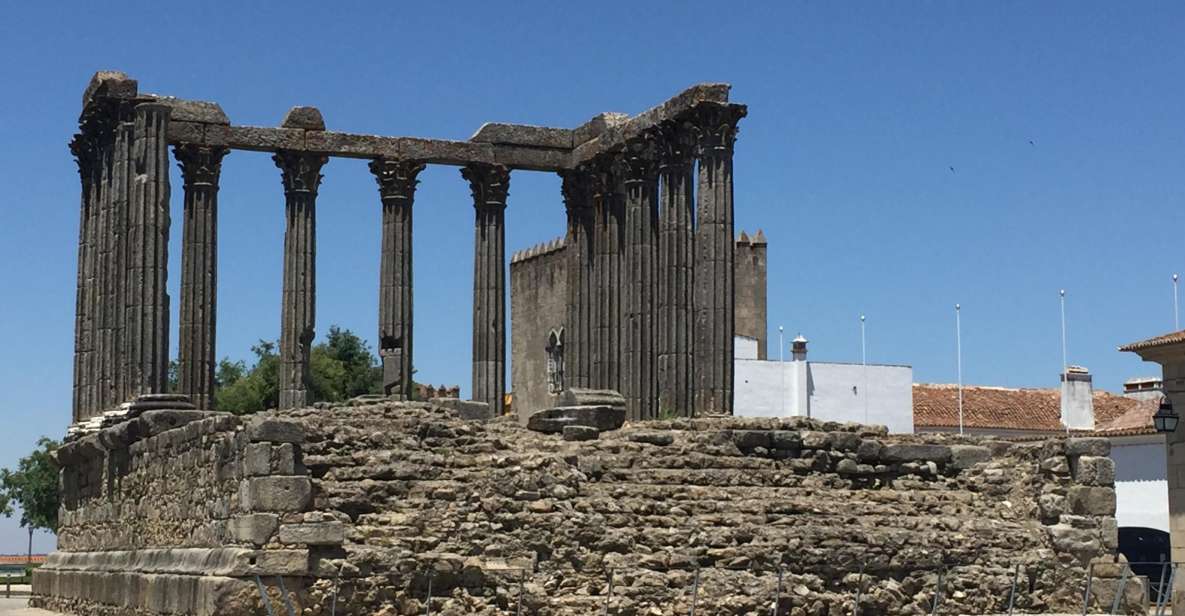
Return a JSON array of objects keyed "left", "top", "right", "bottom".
[{"left": 33, "top": 401, "right": 1138, "bottom": 615}]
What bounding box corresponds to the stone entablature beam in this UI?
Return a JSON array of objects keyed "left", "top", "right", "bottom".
[
  {"left": 155, "top": 83, "right": 732, "bottom": 171},
  {"left": 463, "top": 163, "right": 511, "bottom": 413},
  {"left": 370, "top": 158, "right": 426, "bottom": 401}
]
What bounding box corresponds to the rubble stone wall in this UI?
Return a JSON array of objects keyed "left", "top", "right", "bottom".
[{"left": 34, "top": 401, "right": 1141, "bottom": 616}]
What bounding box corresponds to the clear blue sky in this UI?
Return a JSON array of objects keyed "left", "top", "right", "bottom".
[{"left": 1, "top": 1, "right": 1183, "bottom": 552}]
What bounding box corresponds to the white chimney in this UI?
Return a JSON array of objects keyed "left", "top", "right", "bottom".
[
  {"left": 1060, "top": 365, "right": 1094, "bottom": 430},
  {"left": 791, "top": 335, "right": 809, "bottom": 417}
]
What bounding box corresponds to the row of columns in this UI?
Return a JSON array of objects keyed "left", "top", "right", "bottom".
[
  {"left": 71, "top": 94, "right": 737, "bottom": 422},
  {"left": 70, "top": 101, "right": 174, "bottom": 423},
  {"left": 561, "top": 102, "right": 744, "bottom": 419},
  {"left": 73, "top": 106, "right": 515, "bottom": 419}
]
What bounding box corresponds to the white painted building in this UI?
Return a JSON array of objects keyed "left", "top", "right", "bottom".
[{"left": 734, "top": 335, "right": 915, "bottom": 433}]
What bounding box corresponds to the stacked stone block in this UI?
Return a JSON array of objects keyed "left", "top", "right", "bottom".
[{"left": 36, "top": 400, "right": 1142, "bottom": 615}]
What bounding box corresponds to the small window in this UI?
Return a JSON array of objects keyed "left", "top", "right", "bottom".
[{"left": 546, "top": 329, "right": 565, "bottom": 394}]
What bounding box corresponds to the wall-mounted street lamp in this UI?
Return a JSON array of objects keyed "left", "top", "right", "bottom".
[{"left": 1154, "top": 396, "right": 1179, "bottom": 434}]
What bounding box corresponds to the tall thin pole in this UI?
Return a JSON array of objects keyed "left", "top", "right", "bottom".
[
  {"left": 861, "top": 314, "right": 868, "bottom": 424},
  {"left": 778, "top": 325, "right": 785, "bottom": 416},
  {"left": 956, "top": 304, "right": 963, "bottom": 436},
  {"left": 1174, "top": 274, "right": 1179, "bottom": 330},
  {"left": 1060, "top": 289, "right": 1069, "bottom": 435}
]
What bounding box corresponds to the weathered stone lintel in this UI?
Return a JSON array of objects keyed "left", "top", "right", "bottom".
[{"left": 158, "top": 82, "right": 733, "bottom": 170}]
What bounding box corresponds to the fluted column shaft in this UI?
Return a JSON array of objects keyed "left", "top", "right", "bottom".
[
  {"left": 657, "top": 121, "right": 696, "bottom": 417},
  {"left": 560, "top": 169, "right": 595, "bottom": 389},
  {"left": 124, "top": 103, "right": 173, "bottom": 399},
  {"left": 109, "top": 118, "right": 133, "bottom": 406},
  {"left": 371, "top": 158, "right": 426, "bottom": 401},
  {"left": 691, "top": 103, "right": 746, "bottom": 415},
  {"left": 175, "top": 144, "right": 228, "bottom": 410},
  {"left": 592, "top": 161, "right": 625, "bottom": 392},
  {"left": 275, "top": 151, "right": 327, "bottom": 409},
  {"left": 622, "top": 139, "right": 659, "bottom": 420},
  {"left": 70, "top": 122, "right": 100, "bottom": 422},
  {"left": 463, "top": 163, "right": 510, "bottom": 413}
]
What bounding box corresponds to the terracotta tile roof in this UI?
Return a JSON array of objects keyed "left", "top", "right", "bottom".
[
  {"left": 1118, "top": 330, "right": 1185, "bottom": 353},
  {"left": 913, "top": 383, "right": 1157, "bottom": 435},
  {"left": 0, "top": 554, "right": 44, "bottom": 565}
]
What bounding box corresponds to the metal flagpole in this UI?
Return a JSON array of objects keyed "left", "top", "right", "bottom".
[
  {"left": 778, "top": 325, "right": 785, "bottom": 416},
  {"left": 956, "top": 304, "right": 963, "bottom": 436},
  {"left": 861, "top": 315, "right": 868, "bottom": 424},
  {"left": 1174, "top": 274, "right": 1179, "bottom": 330},
  {"left": 1066, "top": 290, "right": 1075, "bottom": 438}
]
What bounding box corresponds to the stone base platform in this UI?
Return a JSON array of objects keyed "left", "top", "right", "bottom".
[{"left": 33, "top": 400, "right": 1143, "bottom": 615}]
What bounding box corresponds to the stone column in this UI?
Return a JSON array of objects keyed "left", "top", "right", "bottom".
[
  {"left": 109, "top": 117, "right": 134, "bottom": 407},
  {"left": 370, "top": 158, "right": 426, "bottom": 400},
  {"left": 656, "top": 120, "right": 696, "bottom": 417},
  {"left": 691, "top": 103, "right": 746, "bottom": 415},
  {"left": 560, "top": 168, "right": 595, "bottom": 389},
  {"left": 592, "top": 157, "right": 625, "bottom": 392},
  {"left": 124, "top": 103, "right": 173, "bottom": 399},
  {"left": 622, "top": 137, "right": 659, "bottom": 420},
  {"left": 69, "top": 124, "right": 100, "bottom": 423},
  {"left": 274, "top": 150, "right": 327, "bottom": 409},
  {"left": 462, "top": 163, "right": 510, "bottom": 413},
  {"left": 175, "top": 144, "right": 229, "bottom": 410}
]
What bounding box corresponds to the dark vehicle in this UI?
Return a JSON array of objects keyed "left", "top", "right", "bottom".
[{"left": 1118, "top": 527, "right": 1172, "bottom": 603}]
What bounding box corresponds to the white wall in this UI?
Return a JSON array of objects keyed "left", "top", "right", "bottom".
[
  {"left": 735, "top": 359, "right": 914, "bottom": 433},
  {"left": 1111, "top": 437, "right": 1168, "bottom": 531},
  {"left": 736, "top": 336, "right": 759, "bottom": 360}
]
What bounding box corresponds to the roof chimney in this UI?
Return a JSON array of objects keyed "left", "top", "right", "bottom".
[
  {"left": 1060, "top": 365, "right": 1094, "bottom": 430},
  {"left": 791, "top": 335, "right": 808, "bottom": 361}
]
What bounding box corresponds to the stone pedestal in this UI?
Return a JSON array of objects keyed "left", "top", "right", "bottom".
[{"left": 463, "top": 163, "right": 510, "bottom": 413}]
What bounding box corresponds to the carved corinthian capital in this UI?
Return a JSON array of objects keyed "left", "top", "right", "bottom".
[
  {"left": 559, "top": 168, "right": 593, "bottom": 215},
  {"left": 655, "top": 119, "right": 696, "bottom": 171},
  {"left": 622, "top": 135, "right": 658, "bottom": 185},
  {"left": 369, "top": 158, "right": 427, "bottom": 202},
  {"left": 460, "top": 163, "right": 510, "bottom": 211},
  {"left": 689, "top": 103, "right": 748, "bottom": 155},
  {"left": 273, "top": 150, "right": 328, "bottom": 196},
  {"left": 174, "top": 144, "right": 229, "bottom": 188},
  {"left": 69, "top": 133, "right": 97, "bottom": 181}
]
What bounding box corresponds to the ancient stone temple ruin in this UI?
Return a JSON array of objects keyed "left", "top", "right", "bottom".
[
  {"left": 67, "top": 71, "right": 745, "bottom": 427},
  {"left": 35, "top": 72, "right": 1140, "bottom": 616}
]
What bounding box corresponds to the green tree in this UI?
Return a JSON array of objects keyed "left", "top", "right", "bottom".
[
  {"left": 0, "top": 438, "right": 61, "bottom": 533},
  {"left": 214, "top": 327, "right": 380, "bottom": 414},
  {"left": 310, "top": 326, "right": 382, "bottom": 401},
  {"left": 215, "top": 341, "right": 280, "bottom": 414}
]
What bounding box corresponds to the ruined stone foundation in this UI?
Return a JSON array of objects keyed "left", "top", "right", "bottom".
[{"left": 33, "top": 401, "right": 1141, "bottom": 615}]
